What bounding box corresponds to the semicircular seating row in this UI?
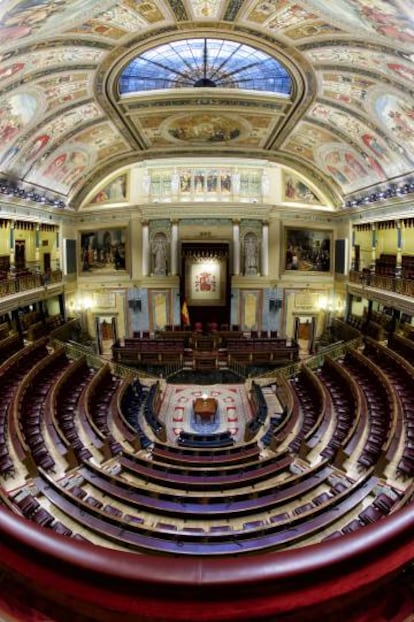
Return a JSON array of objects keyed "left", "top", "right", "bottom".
[{"left": 0, "top": 332, "right": 413, "bottom": 556}]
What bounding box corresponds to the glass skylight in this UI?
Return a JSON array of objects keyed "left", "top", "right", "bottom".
[{"left": 119, "top": 38, "right": 292, "bottom": 95}]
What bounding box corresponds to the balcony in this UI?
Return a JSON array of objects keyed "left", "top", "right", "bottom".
[
  {"left": 349, "top": 270, "right": 414, "bottom": 298},
  {"left": 0, "top": 270, "right": 63, "bottom": 300}
]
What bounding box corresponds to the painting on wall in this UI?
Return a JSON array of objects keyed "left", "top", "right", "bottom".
[
  {"left": 149, "top": 290, "right": 170, "bottom": 332},
  {"left": 0, "top": 92, "right": 39, "bottom": 157},
  {"left": 185, "top": 255, "right": 227, "bottom": 306},
  {"left": 374, "top": 92, "right": 414, "bottom": 155},
  {"left": 166, "top": 113, "right": 245, "bottom": 143},
  {"left": 88, "top": 174, "right": 128, "bottom": 204},
  {"left": 284, "top": 227, "right": 332, "bottom": 272},
  {"left": 282, "top": 171, "right": 321, "bottom": 204},
  {"left": 80, "top": 227, "right": 127, "bottom": 274},
  {"left": 240, "top": 290, "right": 261, "bottom": 332}
]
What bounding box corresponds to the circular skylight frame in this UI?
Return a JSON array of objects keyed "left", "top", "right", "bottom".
[{"left": 118, "top": 38, "right": 292, "bottom": 96}]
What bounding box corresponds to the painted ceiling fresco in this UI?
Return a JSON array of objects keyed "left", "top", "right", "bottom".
[{"left": 0, "top": 0, "right": 413, "bottom": 207}]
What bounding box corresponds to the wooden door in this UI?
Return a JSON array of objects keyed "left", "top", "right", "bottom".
[
  {"left": 43, "top": 252, "right": 51, "bottom": 273},
  {"left": 15, "top": 240, "right": 25, "bottom": 270}
]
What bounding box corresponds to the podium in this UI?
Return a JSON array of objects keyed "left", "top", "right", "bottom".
[{"left": 193, "top": 397, "right": 217, "bottom": 424}]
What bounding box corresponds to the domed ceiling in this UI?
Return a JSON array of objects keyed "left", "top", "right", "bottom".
[{"left": 0, "top": 0, "right": 413, "bottom": 209}]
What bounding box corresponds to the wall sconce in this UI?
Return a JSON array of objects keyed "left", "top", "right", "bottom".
[
  {"left": 72, "top": 295, "right": 94, "bottom": 312},
  {"left": 317, "top": 295, "right": 345, "bottom": 315}
]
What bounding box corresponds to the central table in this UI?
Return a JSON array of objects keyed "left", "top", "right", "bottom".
[{"left": 193, "top": 397, "right": 218, "bottom": 424}]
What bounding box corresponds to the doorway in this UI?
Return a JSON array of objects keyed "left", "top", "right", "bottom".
[
  {"left": 95, "top": 316, "right": 117, "bottom": 355},
  {"left": 43, "top": 252, "right": 51, "bottom": 274},
  {"left": 354, "top": 244, "right": 360, "bottom": 272},
  {"left": 294, "top": 316, "right": 316, "bottom": 356},
  {"left": 15, "top": 240, "right": 25, "bottom": 270}
]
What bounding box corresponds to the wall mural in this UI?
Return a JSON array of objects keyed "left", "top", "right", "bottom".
[
  {"left": 0, "top": 0, "right": 114, "bottom": 44},
  {"left": 80, "top": 227, "right": 127, "bottom": 274},
  {"left": 306, "top": 46, "right": 414, "bottom": 84},
  {"left": 0, "top": 0, "right": 412, "bottom": 200},
  {"left": 66, "top": 0, "right": 166, "bottom": 40},
  {"left": 150, "top": 290, "right": 169, "bottom": 332},
  {"left": 283, "top": 171, "right": 321, "bottom": 204},
  {"left": 188, "top": 0, "right": 223, "bottom": 19},
  {"left": 326, "top": 149, "right": 367, "bottom": 186},
  {"left": 139, "top": 110, "right": 270, "bottom": 149},
  {"left": 374, "top": 92, "right": 414, "bottom": 156},
  {"left": 0, "top": 47, "right": 106, "bottom": 88},
  {"left": 310, "top": 101, "right": 410, "bottom": 178},
  {"left": 36, "top": 73, "right": 90, "bottom": 113},
  {"left": 25, "top": 119, "right": 129, "bottom": 194},
  {"left": 147, "top": 167, "right": 263, "bottom": 201},
  {"left": 248, "top": 0, "right": 413, "bottom": 42},
  {"left": 166, "top": 113, "right": 245, "bottom": 143},
  {"left": 246, "top": 1, "right": 317, "bottom": 27},
  {"left": 4, "top": 102, "right": 102, "bottom": 172},
  {"left": 305, "top": 0, "right": 413, "bottom": 42},
  {"left": 88, "top": 174, "right": 128, "bottom": 204},
  {"left": 41, "top": 149, "right": 90, "bottom": 193},
  {"left": 284, "top": 227, "right": 331, "bottom": 272},
  {"left": 320, "top": 71, "right": 376, "bottom": 110},
  {"left": 240, "top": 290, "right": 261, "bottom": 332},
  {"left": 0, "top": 92, "right": 39, "bottom": 153}
]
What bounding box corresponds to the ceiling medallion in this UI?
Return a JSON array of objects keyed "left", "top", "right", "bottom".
[{"left": 164, "top": 113, "right": 248, "bottom": 144}]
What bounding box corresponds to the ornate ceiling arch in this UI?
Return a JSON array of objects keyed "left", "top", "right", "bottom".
[{"left": 0, "top": 0, "right": 412, "bottom": 211}]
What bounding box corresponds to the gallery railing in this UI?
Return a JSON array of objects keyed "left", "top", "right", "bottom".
[
  {"left": 53, "top": 337, "right": 158, "bottom": 381},
  {"left": 0, "top": 269, "right": 63, "bottom": 298},
  {"left": 349, "top": 270, "right": 414, "bottom": 297}
]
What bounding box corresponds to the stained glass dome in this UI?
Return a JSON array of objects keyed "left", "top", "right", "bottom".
[{"left": 119, "top": 38, "right": 292, "bottom": 95}]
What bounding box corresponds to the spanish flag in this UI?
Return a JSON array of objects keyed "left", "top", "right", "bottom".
[{"left": 181, "top": 300, "right": 190, "bottom": 327}]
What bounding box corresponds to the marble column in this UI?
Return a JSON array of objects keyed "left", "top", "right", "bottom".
[
  {"left": 261, "top": 221, "right": 269, "bottom": 276},
  {"left": 171, "top": 220, "right": 178, "bottom": 276},
  {"left": 232, "top": 220, "right": 240, "bottom": 275},
  {"left": 350, "top": 228, "right": 356, "bottom": 272},
  {"left": 35, "top": 224, "right": 41, "bottom": 270},
  {"left": 142, "top": 221, "right": 149, "bottom": 276},
  {"left": 9, "top": 221, "right": 15, "bottom": 270},
  {"left": 370, "top": 223, "right": 376, "bottom": 274},
  {"left": 396, "top": 219, "right": 402, "bottom": 278}
]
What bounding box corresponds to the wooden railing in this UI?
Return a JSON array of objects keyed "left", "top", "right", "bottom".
[
  {"left": 349, "top": 270, "right": 414, "bottom": 297},
  {"left": 53, "top": 338, "right": 158, "bottom": 381},
  {"left": 0, "top": 270, "right": 62, "bottom": 298}
]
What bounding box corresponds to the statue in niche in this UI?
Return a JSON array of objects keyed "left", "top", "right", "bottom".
[
  {"left": 151, "top": 232, "right": 168, "bottom": 276},
  {"left": 171, "top": 169, "right": 180, "bottom": 193},
  {"left": 232, "top": 169, "right": 241, "bottom": 194},
  {"left": 261, "top": 170, "right": 270, "bottom": 195},
  {"left": 244, "top": 233, "right": 258, "bottom": 275},
  {"left": 142, "top": 170, "right": 151, "bottom": 196}
]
